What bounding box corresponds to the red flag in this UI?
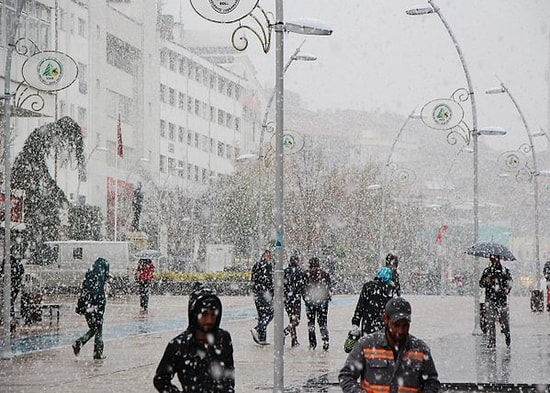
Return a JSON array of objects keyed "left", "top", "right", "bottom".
[
  {"left": 117, "top": 114, "right": 123, "bottom": 158},
  {"left": 436, "top": 225, "right": 449, "bottom": 244}
]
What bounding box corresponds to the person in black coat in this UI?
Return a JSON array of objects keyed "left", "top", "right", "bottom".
[
  {"left": 1, "top": 256, "right": 25, "bottom": 331},
  {"left": 479, "top": 254, "right": 512, "bottom": 348},
  {"left": 72, "top": 257, "right": 110, "bottom": 360},
  {"left": 303, "top": 257, "right": 332, "bottom": 351},
  {"left": 250, "top": 249, "right": 274, "bottom": 345},
  {"left": 283, "top": 254, "right": 306, "bottom": 347},
  {"left": 154, "top": 283, "right": 235, "bottom": 393},
  {"left": 385, "top": 253, "right": 401, "bottom": 296},
  {"left": 351, "top": 266, "right": 397, "bottom": 337}
]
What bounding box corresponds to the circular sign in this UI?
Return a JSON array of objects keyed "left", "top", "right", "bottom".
[
  {"left": 190, "top": 0, "right": 259, "bottom": 23},
  {"left": 420, "top": 99, "right": 464, "bottom": 131},
  {"left": 37, "top": 57, "right": 63, "bottom": 86},
  {"left": 269, "top": 131, "right": 305, "bottom": 155},
  {"left": 22, "top": 51, "right": 78, "bottom": 92},
  {"left": 497, "top": 150, "right": 526, "bottom": 172}
]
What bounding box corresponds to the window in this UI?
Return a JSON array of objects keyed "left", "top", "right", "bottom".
[
  {"left": 194, "top": 99, "right": 200, "bottom": 116},
  {"left": 78, "top": 17, "right": 87, "bottom": 37},
  {"left": 78, "top": 62, "right": 87, "bottom": 94},
  {"left": 194, "top": 133, "right": 200, "bottom": 148},
  {"left": 160, "top": 155, "right": 166, "bottom": 173},
  {"left": 168, "top": 144, "right": 174, "bottom": 153},
  {"left": 178, "top": 161, "right": 185, "bottom": 177},
  {"left": 169, "top": 51, "right": 176, "bottom": 71},
  {"left": 168, "top": 123, "right": 175, "bottom": 140},
  {"left": 187, "top": 130, "right": 193, "bottom": 145},
  {"left": 187, "top": 96, "right": 193, "bottom": 112},
  {"left": 160, "top": 120, "right": 166, "bottom": 138},
  {"left": 218, "top": 142, "right": 224, "bottom": 157},
  {"left": 178, "top": 92, "right": 185, "bottom": 110},
  {"left": 201, "top": 136, "right": 208, "bottom": 152},
  {"left": 235, "top": 117, "right": 240, "bottom": 131},
  {"left": 178, "top": 126, "right": 184, "bottom": 143},
  {"left": 106, "top": 34, "right": 141, "bottom": 75},
  {"left": 169, "top": 88, "right": 175, "bottom": 106},
  {"left": 227, "top": 82, "right": 233, "bottom": 98},
  {"left": 178, "top": 57, "right": 186, "bottom": 75},
  {"left": 160, "top": 84, "right": 167, "bottom": 103},
  {"left": 73, "top": 247, "right": 83, "bottom": 260},
  {"left": 77, "top": 107, "right": 87, "bottom": 127},
  {"left": 226, "top": 113, "right": 233, "bottom": 129},
  {"left": 160, "top": 49, "right": 168, "bottom": 67}
]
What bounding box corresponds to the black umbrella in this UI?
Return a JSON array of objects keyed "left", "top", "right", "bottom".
[{"left": 466, "top": 242, "right": 516, "bottom": 261}]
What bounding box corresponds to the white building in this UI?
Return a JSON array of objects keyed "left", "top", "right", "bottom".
[{"left": 0, "top": 0, "right": 263, "bottom": 241}]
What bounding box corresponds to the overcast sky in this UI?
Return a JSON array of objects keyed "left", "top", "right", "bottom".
[{"left": 162, "top": 0, "right": 549, "bottom": 151}]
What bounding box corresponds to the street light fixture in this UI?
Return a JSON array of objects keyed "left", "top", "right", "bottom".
[
  {"left": 407, "top": 0, "right": 505, "bottom": 335},
  {"left": 486, "top": 82, "right": 545, "bottom": 292},
  {"left": 188, "top": 2, "right": 332, "bottom": 390}
]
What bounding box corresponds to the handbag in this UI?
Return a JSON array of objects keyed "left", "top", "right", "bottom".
[{"left": 75, "top": 294, "right": 87, "bottom": 315}]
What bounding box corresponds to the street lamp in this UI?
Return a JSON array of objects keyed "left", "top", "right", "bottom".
[
  {"left": 407, "top": 0, "right": 506, "bottom": 335},
  {"left": 486, "top": 82, "right": 545, "bottom": 292},
  {"left": 189, "top": 3, "right": 331, "bottom": 389},
  {"left": 379, "top": 109, "right": 420, "bottom": 262},
  {"left": 257, "top": 40, "right": 317, "bottom": 260}
]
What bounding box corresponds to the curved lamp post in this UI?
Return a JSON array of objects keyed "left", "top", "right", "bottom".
[
  {"left": 407, "top": 0, "right": 507, "bottom": 335},
  {"left": 188, "top": 2, "right": 332, "bottom": 390},
  {"left": 257, "top": 41, "right": 317, "bottom": 259},
  {"left": 378, "top": 109, "right": 420, "bottom": 262},
  {"left": 486, "top": 82, "right": 547, "bottom": 291}
]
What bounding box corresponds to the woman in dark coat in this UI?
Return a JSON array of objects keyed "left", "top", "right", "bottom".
[
  {"left": 72, "top": 257, "right": 110, "bottom": 360},
  {"left": 351, "top": 266, "right": 397, "bottom": 336},
  {"left": 153, "top": 283, "right": 235, "bottom": 392}
]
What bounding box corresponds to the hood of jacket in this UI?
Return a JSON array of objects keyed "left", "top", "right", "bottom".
[{"left": 188, "top": 283, "right": 223, "bottom": 332}]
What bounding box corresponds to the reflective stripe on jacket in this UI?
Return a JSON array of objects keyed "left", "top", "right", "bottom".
[{"left": 339, "top": 330, "right": 440, "bottom": 393}]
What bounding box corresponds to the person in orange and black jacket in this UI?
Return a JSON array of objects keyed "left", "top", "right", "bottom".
[
  {"left": 339, "top": 297, "right": 440, "bottom": 393},
  {"left": 153, "top": 283, "right": 235, "bottom": 393},
  {"left": 303, "top": 256, "right": 332, "bottom": 351}
]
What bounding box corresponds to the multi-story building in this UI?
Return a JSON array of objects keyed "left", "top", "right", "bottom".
[{"left": 0, "top": 0, "right": 263, "bottom": 242}]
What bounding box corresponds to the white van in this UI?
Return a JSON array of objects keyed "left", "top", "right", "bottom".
[{"left": 26, "top": 240, "right": 134, "bottom": 294}]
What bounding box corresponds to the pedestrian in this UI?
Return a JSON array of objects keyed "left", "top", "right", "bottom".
[
  {"left": 250, "top": 249, "right": 274, "bottom": 345},
  {"left": 0, "top": 256, "right": 25, "bottom": 332},
  {"left": 479, "top": 254, "right": 512, "bottom": 348},
  {"left": 135, "top": 258, "right": 155, "bottom": 311},
  {"left": 153, "top": 282, "right": 235, "bottom": 393},
  {"left": 283, "top": 254, "right": 306, "bottom": 347},
  {"left": 339, "top": 297, "right": 441, "bottom": 393},
  {"left": 72, "top": 257, "right": 110, "bottom": 360},
  {"left": 385, "top": 253, "right": 401, "bottom": 296},
  {"left": 303, "top": 256, "right": 331, "bottom": 351},
  {"left": 544, "top": 260, "right": 550, "bottom": 312},
  {"left": 351, "top": 266, "right": 397, "bottom": 337}
]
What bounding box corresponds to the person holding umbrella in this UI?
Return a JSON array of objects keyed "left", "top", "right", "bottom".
[{"left": 479, "top": 254, "right": 513, "bottom": 348}]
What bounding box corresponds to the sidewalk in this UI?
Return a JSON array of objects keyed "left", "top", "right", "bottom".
[{"left": 0, "top": 294, "right": 549, "bottom": 392}]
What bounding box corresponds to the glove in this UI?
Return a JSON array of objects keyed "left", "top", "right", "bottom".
[
  {"left": 344, "top": 326, "right": 361, "bottom": 353},
  {"left": 350, "top": 325, "right": 360, "bottom": 336}
]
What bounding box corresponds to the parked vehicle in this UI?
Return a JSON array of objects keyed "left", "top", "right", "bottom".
[{"left": 26, "top": 240, "right": 133, "bottom": 295}]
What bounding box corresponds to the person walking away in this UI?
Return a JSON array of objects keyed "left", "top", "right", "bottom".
[
  {"left": 1, "top": 256, "right": 25, "bottom": 332},
  {"left": 339, "top": 297, "right": 441, "bottom": 393},
  {"left": 479, "top": 254, "right": 513, "bottom": 348},
  {"left": 303, "top": 256, "right": 331, "bottom": 351},
  {"left": 544, "top": 260, "right": 550, "bottom": 312},
  {"left": 250, "top": 249, "right": 274, "bottom": 345},
  {"left": 385, "top": 253, "right": 401, "bottom": 296},
  {"left": 154, "top": 282, "right": 235, "bottom": 393},
  {"left": 73, "top": 257, "right": 110, "bottom": 360},
  {"left": 348, "top": 266, "right": 397, "bottom": 346},
  {"left": 135, "top": 258, "right": 155, "bottom": 311},
  {"left": 283, "top": 254, "right": 306, "bottom": 347}
]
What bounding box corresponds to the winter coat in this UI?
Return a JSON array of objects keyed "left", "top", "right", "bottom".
[
  {"left": 352, "top": 277, "right": 397, "bottom": 336},
  {"left": 136, "top": 259, "right": 155, "bottom": 282},
  {"left": 284, "top": 263, "right": 305, "bottom": 306},
  {"left": 0, "top": 256, "right": 25, "bottom": 290},
  {"left": 77, "top": 257, "right": 110, "bottom": 316},
  {"left": 544, "top": 261, "right": 550, "bottom": 281},
  {"left": 479, "top": 263, "right": 512, "bottom": 307},
  {"left": 251, "top": 257, "right": 273, "bottom": 297},
  {"left": 154, "top": 285, "right": 235, "bottom": 393},
  {"left": 339, "top": 329, "right": 440, "bottom": 393},
  {"left": 303, "top": 266, "right": 331, "bottom": 305}
]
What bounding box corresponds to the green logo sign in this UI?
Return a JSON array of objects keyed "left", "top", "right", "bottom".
[
  {"left": 433, "top": 104, "right": 452, "bottom": 126},
  {"left": 37, "top": 58, "right": 63, "bottom": 86}
]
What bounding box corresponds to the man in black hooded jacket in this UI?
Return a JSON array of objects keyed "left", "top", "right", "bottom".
[{"left": 153, "top": 283, "right": 235, "bottom": 392}]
